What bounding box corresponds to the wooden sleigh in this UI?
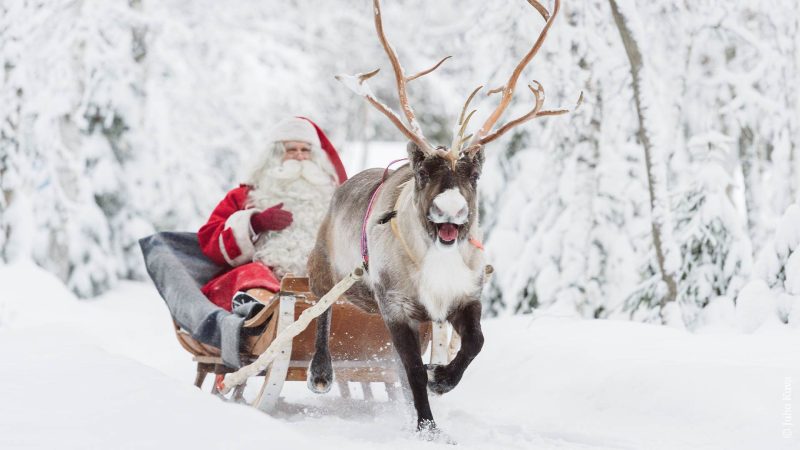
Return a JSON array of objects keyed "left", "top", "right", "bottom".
[{"left": 174, "top": 273, "right": 459, "bottom": 412}]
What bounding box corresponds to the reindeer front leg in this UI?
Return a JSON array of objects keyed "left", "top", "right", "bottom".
[
  {"left": 427, "top": 300, "right": 484, "bottom": 395},
  {"left": 386, "top": 319, "right": 436, "bottom": 431}
]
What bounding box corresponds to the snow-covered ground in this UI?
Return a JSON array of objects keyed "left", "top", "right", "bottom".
[{"left": 1, "top": 260, "right": 798, "bottom": 450}]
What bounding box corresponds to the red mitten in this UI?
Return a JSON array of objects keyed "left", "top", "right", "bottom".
[{"left": 250, "top": 203, "right": 293, "bottom": 234}]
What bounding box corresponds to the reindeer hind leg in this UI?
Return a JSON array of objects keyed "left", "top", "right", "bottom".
[
  {"left": 307, "top": 239, "right": 335, "bottom": 394},
  {"left": 307, "top": 306, "right": 334, "bottom": 393}
]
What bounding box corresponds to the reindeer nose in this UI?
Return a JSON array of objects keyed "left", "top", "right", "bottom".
[{"left": 431, "top": 188, "right": 468, "bottom": 224}]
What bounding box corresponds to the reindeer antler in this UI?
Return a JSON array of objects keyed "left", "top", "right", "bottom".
[
  {"left": 339, "top": 0, "right": 577, "bottom": 160},
  {"left": 459, "top": 0, "right": 580, "bottom": 155},
  {"left": 450, "top": 85, "right": 482, "bottom": 153},
  {"left": 336, "top": 0, "right": 452, "bottom": 156}
]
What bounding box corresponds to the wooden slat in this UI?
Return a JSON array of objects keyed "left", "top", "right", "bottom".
[
  {"left": 337, "top": 379, "right": 352, "bottom": 398},
  {"left": 252, "top": 296, "right": 295, "bottom": 412},
  {"left": 361, "top": 382, "right": 374, "bottom": 401},
  {"left": 193, "top": 355, "right": 224, "bottom": 364},
  {"left": 286, "top": 367, "right": 307, "bottom": 382},
  {"left": 337, "top": 367, "right": 399, "bottom": 383},
  {"left": 280, "top": 275, "right": 310, "bottom": 293}
]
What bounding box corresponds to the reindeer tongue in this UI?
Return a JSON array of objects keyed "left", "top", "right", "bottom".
[{"left": 438, "top": 223, "right": 458, "bottom": 242}]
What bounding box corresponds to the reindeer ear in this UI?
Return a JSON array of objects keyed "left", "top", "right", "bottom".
[
  {"left": 406, "top": 141, "right": 426, "bottom": 169},
  {"left": 472, "top": 146, "right": 485, "bottom": 169},
  {"left": 406, "top": 141, "right": 429, "bottom": 188},
  {"left": 459, "top": 145, "right": 484, "bottom": 187},
  {"left": 470, "top": 150, "right": 484, "bottom": 186}
]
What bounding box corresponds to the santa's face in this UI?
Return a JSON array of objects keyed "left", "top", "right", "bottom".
[{"left": 281, "top": 140, "right": 312, "bottom": 162}]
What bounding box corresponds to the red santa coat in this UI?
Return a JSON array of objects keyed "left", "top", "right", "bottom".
[{"left": 198, "top": 118, "right": 346, "bottom": 311}]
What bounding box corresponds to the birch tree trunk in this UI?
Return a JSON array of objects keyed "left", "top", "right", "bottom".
[
  {"left": 608, "top": 0, "right": 678, "bottom": 313},
  {"left": 738, "top": 126, "right": 761, "bottom": 249}
]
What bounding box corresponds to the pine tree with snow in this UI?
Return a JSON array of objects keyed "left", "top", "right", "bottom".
[
  {"left": 672, "top": 133, "right": 752, "bottom": 328},
  {"left": 737, "top": 204, "right": 800, "bottom": 329}
]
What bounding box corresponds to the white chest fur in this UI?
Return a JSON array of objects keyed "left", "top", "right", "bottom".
[{"left": 417, "top": 245, "right": 480, "bottom": 322}]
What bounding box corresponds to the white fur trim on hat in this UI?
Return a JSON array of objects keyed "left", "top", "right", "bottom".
[{"left": 269, "top": 117, "right": 320, "bottom": 148}]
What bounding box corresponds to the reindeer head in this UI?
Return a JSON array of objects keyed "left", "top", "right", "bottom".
[
  {"left": 406, "top": 142, "right": 484, "bottom": 246},
  {"left": 338, "top": 0, "right": 578, "bottom": 246}
]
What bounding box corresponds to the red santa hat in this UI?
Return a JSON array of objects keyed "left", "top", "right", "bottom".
[
  {"left": 295, "top": 117, "right": 348, "bottom": 185},
  {"left": 248, "top": 117, "right": 348, "bottom": 188}
]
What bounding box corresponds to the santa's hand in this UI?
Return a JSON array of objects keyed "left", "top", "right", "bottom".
[{"left": 251, "top": 203, "right": 293, "bottom": 234}]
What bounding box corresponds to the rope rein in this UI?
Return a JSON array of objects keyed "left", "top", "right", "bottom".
[{"left": 388, "top": 189, "right": 420, "bottom": 267}]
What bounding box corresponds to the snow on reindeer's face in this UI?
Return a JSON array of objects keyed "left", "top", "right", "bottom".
[{"left": 407, "top": 141, "right": 484, "bottom": 248}]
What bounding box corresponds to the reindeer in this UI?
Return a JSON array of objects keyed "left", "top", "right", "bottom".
[{"left": 307, "top": 0, "right": 575, "bottom": 433}]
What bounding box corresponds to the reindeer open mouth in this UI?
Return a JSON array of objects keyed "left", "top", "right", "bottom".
[
  {"left": 429, "top": 189, "right": 468, "bottom": 246},
  {"left": 435, "top": 222, "right": 459, "bottom": 245}
]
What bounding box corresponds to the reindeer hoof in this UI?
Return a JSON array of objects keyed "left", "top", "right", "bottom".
[
  {"left": 307, "top": 356, "right": 334, "bottom": 394},
  {"left": 307, "top": 377, "right": 333, "bottom": 394},
  {"left": 416, "top": 419, "right": 456, "bottom": 444},
  {"left": 307, "top": 371, "right": 333, "bottom": 394},
  {"left": 425, "top": 364, "right": 456, "bottom": 395}
]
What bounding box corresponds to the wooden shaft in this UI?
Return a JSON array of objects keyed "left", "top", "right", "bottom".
[{"left": 430, "top": 322, "right": 450, "bottom": 365}]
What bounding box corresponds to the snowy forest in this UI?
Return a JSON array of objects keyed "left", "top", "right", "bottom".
[{"left": 2, "top": 0, "right": 799, "bottom": 331}]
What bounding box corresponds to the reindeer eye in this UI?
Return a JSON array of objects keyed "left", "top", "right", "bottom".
[{"left": 416, "top": 169, "right": 429, "bottom": 187}]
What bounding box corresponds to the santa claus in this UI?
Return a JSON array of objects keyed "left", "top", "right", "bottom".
[{"left": 198, "top": 117, "right": 347, "bottom": 311}]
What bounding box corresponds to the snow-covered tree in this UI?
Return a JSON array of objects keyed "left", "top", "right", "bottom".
[
  {"left": 480, "top": 0, "right": 645, "bottom": 318},
  {"left": 1, "top": 0, "right": 797, "bottom": 332},
  {"left": 737, "top": 204, "right": 800, "bottom": 330},
  {"left": 672, "top": 133, "right": 752, "bottom": 328}
]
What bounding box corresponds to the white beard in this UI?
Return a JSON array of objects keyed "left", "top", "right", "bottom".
[{"left": 246, "top": 159, "right": 335, "bottom": 278}]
